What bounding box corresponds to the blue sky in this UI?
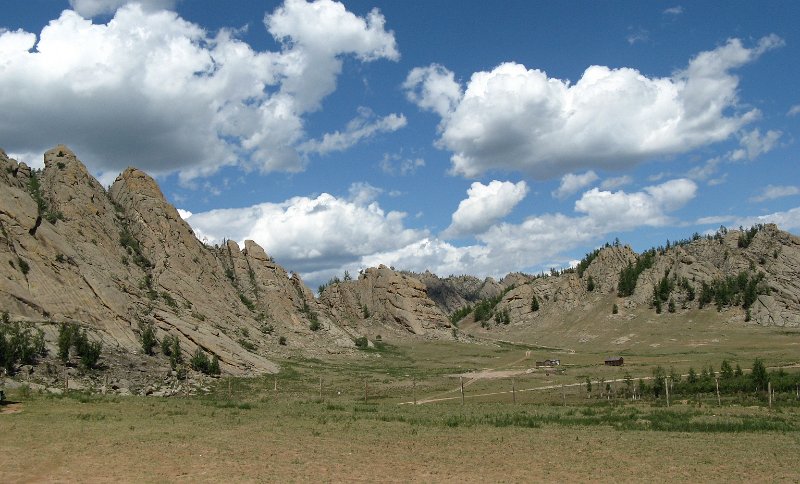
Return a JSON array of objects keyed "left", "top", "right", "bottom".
[{"left": 1, "top": 1, "right": 799, "bottom": 289}]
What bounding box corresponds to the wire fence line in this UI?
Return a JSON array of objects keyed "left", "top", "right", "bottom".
[{"left": 258, "top": 364, "right": 800, "bottom": 408}]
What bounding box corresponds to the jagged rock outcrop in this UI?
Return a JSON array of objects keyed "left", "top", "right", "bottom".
[
  {"left": 0, "top": 146, "right": 364, "bottom": 376},
  {"left": 412, "top": 271, "right": 527, "bottom": 315},
  {"left": 463, "top": 226, "right": 799, "bottom": 331},
  {"left": 627, "top": 225, "right": 800, "bottom": 326},
  {"left": 320, "top": 265, "right": 451, "bottom": 337}
]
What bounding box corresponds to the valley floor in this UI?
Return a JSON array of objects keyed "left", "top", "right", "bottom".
[{"left": 2, "top": 387, "right": 800, "bottom": 483}]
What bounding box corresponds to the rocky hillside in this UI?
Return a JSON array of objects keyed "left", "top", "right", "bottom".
[
  {"left": 446, "top": 224, "right": 800, "bottom": 330},
  {"left": 409, "top": 271, "right": 529, "bottom": 315},
  {"left": 0, "top": 146, "right": 398, "bottom": 378},
  {"left": 2, "top": 146, "right": 799, "bottom": 389},
  {"left": 319, "top": 265, "right": 452, "bottom": 339}
]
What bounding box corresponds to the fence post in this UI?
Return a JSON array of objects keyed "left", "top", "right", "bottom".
[
  {"left": 562, "top": 384, "right": 566, "bottom": 406},
  {"left": 64, "top": 367, "right": 68, "bottom": 394},
  {"left": 665, "top": 377, "right": 670, "bottom": 407},
  {"left": 274, "top": 375, "right": 277, "bottom": 392},
  {"left": 768, "top": 381, "right": 772, "bottom": 408},
  {"left": 460, "top": 376, "right": 464, "bottom": 405},
  {"left": 512, "top": 378, "right": 516, "bottom": 403},
  {"left": 413, "top": 376, "right": 417, "bottom": 405},
  {"left": 715, "top": 377, "right": 721, "bottom": 406}
]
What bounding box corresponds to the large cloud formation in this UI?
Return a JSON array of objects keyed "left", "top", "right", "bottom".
[
  {"left": 404, "top": 36, "right": 782, "bottom": 179},
  {"left": 186, "top": 187, "right": 425, "bottom": 276},
  {"left": 186, "top": 178, "right": 698, "bottom": 287},
  {"left": 442, "top": 180, "right": 528, "bottom": 238},
  {"left": 0, "top": 0, "right": 399, "bottom": 180}
]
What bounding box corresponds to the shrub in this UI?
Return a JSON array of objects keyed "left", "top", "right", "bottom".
[
  {"left": 56, "top": 323, "right": 101, "bottom": 369},
  {"left": 139, "top": 321, "right": 157, "bottom": 356},
  {"left": 612, "top": 303, "right": 618, "bottom": 315},
  {"left": 239, "top": 293, "right": 255, "bottom": 311},
  {"left": 531, "top": 296, "right": 539, "bottom": 312},
  {"left": 0, "top": 317, "right": 47, "bottom": 374},
  {"left": 209, "top": 355, "right": 221, "bottom": 375},
  {"left": 309, "top": 318, "right": 321, "bottom": 331},
  {"left": 278, "top": 336, "right": 287, "bottom": 346},
  {"left": 190, "top": 348, "right": 211, "bottom": 373},
  {"left": 751, "top": 358, "right": 768, "bottom": 391},
  {"left": 586, "top": 275, "right": 595, "bottom": 292},
  {"left": 354, "top": 336, "right": 369, "bottom": 349},
  {"left": 161, "top": 292, "right": 178, "bottom": 308},
  {"left": 17, "top": 258, "right": 30, "bottom": 275},
  {"left": 238, "top": 338, "right": 256, "bottom": 352},
  {"left": 58, "top": 323, "right": 78, "bottom": 362}
]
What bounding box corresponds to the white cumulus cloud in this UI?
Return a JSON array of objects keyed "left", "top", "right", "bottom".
[
  {"left": 552, "top": 171, "right": 599, "bottom": 199},
  {"left": 0, "top": 0, "right": 398, "bottom": 181},
  {"left": 600, "top": 175, "right": 633, "bottom": 190},
  {"left": 186, "top": 192, "right": 425, "bottom": 276},
  {"left": 69, "top": 0, "right": 177, "bottom": 18},
  {"left": 729, "top": 128, "right": 782, "bottom": 161},
  {"left": 443, "top": 180, "right": 529, "bottom": 238},
  {"left": 405, "top": 36, "right": 782, "bottom": 180},
  {"left": 402, "top": 64, "right": 462, "bottom": 117},
  {"left": 750, "top": 185, "right": 800, "bottom": 202}
]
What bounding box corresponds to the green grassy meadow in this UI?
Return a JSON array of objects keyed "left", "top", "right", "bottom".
[{"left": 3, "top": 324, "right": 800, "bottom": 482}]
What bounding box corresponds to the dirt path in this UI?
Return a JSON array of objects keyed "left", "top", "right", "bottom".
[{"left": 0, "top": 403, "right": 23, "bottom": 414}]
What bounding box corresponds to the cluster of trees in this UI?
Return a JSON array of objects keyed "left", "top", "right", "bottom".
[
  {"left": 0, "top": 312, "right": 47, "bottom": 374},
  {"left": 139, "top": 321, "right": 195, "bottom": 372},
  {"left": 737, "top": 224, "right": 765, "bottom": 248},
  {"left": 587, "top": 358, "right": 798, "bottom": 403},
  {"left": 575, "top": 248, "right": 602, "bottom": 278},
  {"left": 27, "top": 169, "right": 64, "bottom": 226},
  {"left": 697, "top": 271, "right": 768, "bottom": 315},
  {"left": 617, "top": 249, "right": 656, "bottom": 297},
  {"left": 317, "top": 270, "right": 353, "bottom": 295},
  {"left": 58, "top": 323, "right": 102, "bottom": 370},
  {"left": 650, "top": 358, "right": 799, "bottom": 398},
  {"left": 472, "top": 285, "right": 515, "bottom": 328},
  {"left": 449, "top": 305, "right": 472, "bottom": 325},
  {"left": 650, "top": 271, "right": 694, "bottom": 313},
  {"left": 190, "top": 349, "right": 220, "bottom": 375}
]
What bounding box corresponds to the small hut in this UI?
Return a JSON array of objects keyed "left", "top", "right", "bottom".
[{"left": 604, "top": 356, "right": 624, "bottom": 366}]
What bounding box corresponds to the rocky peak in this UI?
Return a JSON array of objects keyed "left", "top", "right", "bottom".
[{"left": 321, "top": 265, "right": 451, "bottom": 336}]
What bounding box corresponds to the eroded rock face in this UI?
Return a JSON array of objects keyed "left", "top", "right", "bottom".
[
  {"left": 0, "top": 147, "right": 369, "bottom": 375},
  {"left": 412, "top": 271, "right": 520, "bottom": 315},
  {"left": 488, "top": 227, "right": 800, "bottom": 329},
  {"left": 321, "top": 266, "right": 451, "bottom": 336}
]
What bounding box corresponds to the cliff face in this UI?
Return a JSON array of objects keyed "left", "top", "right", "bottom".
[
  {"left": 0, "top": 147, "right": 368, "bottom": 375},
  {"left": 319, "top": 265, "right": 451, "bottom": 338}
]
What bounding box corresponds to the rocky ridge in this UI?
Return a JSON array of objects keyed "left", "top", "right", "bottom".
[
  {"left": 3, "top": 147, "right": 442, "bottom": 382},
  {"left": 319, "top": 265, "right": 452, "bottom": 339},
  {"left": 441, "top": 225, "right": 800, "bottom": 330}
]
